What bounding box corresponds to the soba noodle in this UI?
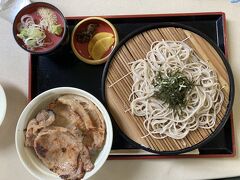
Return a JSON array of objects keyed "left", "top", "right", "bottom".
[{"left": 128, "top": 40, "right": 224, "bottom": 139}]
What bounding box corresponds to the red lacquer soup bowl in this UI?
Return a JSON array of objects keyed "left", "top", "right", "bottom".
[{"left": 13, "top": 2, "right": 67, "bottom": 54}]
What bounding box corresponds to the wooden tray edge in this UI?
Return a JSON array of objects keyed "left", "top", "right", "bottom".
[{"left": 65, "top": 12, "right": 225, "bottom": 20}]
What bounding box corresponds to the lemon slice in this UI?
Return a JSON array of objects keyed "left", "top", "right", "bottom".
[
  {"left": 90, "top": 36, "right": 114, "bottom": 60},
  {"left": 88, "top": 32, "right": 113, "bottom": 54}
]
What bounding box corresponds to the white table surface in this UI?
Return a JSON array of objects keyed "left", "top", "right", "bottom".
[{"left": 0, "top": 0, "right": 240, "bottom": 179}]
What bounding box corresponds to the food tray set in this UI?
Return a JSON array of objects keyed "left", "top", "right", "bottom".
[{"left": 29, "top": 12, "right": 235, "bottom": 159}]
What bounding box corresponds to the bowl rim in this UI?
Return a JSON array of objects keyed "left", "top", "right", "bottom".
[
  {"left": 15, "top": 87, "right": 113, "bottom": 179},
  {"left": 12, "top": 2, "right": 67, "bottom": 55},
  {"left": 71, "top": 16, "right": 119, "bottom": 65},
  {"left": 0, "top": 84, "right": 7, "bottom": 126}
]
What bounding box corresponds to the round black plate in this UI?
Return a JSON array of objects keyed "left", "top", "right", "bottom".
[{"left": 102, "top": 22, "right": 234, "bottom": 155}]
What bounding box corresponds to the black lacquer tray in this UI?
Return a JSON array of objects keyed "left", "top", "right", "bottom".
[{"left": 29, "top": 12, "right": 235, "bottom": 159}]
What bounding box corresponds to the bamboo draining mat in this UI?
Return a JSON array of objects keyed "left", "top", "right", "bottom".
[{"left": 105, "top": 27, "right": 230, "bottom": 152}]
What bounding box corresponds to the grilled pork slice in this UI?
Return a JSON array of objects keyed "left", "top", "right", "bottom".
[
  {"left": 25, "top": 110, "right": 55, "bottom": 147},
  {"left": 48, "top": 101, "right": 87, "bottom": 132},
  {"left": 50, "top": 94, "right": 106, "bottom": 150},
  {"left": 34, "top": 127, "right": 93, "bottom": 180},
  {"left": 58, "top": 95, "right": 94, "bottom": 130}
]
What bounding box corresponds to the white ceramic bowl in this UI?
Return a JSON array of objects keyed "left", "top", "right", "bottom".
[
  {"left": 15, "top": 87, "right": 113, "bottom": 180},
  {"left": 0, "top": 84, "right": 7, "bottom": 126}
]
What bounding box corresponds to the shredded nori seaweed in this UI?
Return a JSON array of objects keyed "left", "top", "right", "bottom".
[{"left": 153, "top": 70, "right": 195, "bottom": 113}]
